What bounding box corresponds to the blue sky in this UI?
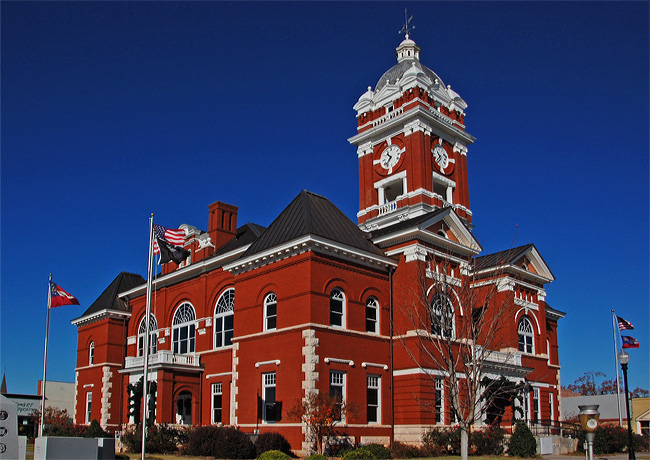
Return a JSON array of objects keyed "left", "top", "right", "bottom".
[{"left": 2, "top": 2, "right": 648, "bottom": 397}]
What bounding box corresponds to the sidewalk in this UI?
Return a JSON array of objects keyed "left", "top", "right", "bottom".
[{"left": 542, "top": 454, "right": 650, "bottom": 460}]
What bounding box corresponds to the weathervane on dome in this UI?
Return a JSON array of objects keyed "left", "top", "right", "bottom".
[{"left": 399, "top": 9, "right": 415, "bottom": 39}]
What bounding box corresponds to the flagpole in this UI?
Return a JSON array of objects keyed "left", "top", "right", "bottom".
[
  {"left": 141, "top": 214, "right": 155, "bottom": 459},
  {"left": 612, "top": 310, "right": 623, "bottom": 426},
  {"left": 39, "top": 274, "right": 53, "bottom": 437}
]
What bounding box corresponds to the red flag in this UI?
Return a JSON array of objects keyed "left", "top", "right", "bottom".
[
  {"left": 621, "top": 336, "right": 639, "bottom": 349},
  {"left": 49, "top": 282, "right": 79, "bottom": 308}
]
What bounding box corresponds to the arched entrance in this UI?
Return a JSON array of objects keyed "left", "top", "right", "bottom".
[{"left": 176, "top": 391, "right": 192, "bottom": 425}]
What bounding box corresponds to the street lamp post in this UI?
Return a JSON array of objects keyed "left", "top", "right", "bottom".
[{"left": 618, "top": 350, "right": 636, "bottom": 460}]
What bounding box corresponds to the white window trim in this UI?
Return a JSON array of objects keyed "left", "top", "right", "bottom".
[
  {"left": 85, "top": 391, "right": 92, "bottom": 424},
  {"left": 214, "top": 289, "right": 235, "bottom": 349},
  {"left": 330, "top": 289, "right": 346, "bottom": 328},
  {"left": 518, "top": 316, "right": 535, "bottom": 354},
  {"left": 367, "top": 374, "right": 380, "bottom": 424},
  {"left": 435, "top": 377, "right": 445, "bottom": 425},
  {"left": 432, "top": 171, "right": 455, "bottom": 204},
  {"left": 365, "top": 297, "right": 379, "bottom": 333},
  {"left": 330, "top": 370, "right": 346, "bottom": 422},
  {"left": 374, "top": 170, "right": 407, "bottom": 205},
  {"left": 89, "top": 342, "right": 94, "bottom": 366},
  {"left": 264, "top": 292, "right": 277, "bottom": 331},
  {"left": 173, "top": 302, "right": 197, "bottom": 355},
  {"left": 262, "top": 372, "right": 276, "bottom": 423},
  {"left": 138, "top": 315, "right": 158, "bottom": 357},
  {"left": 211, "top": 382, "right": 223, "bottom": 424}
]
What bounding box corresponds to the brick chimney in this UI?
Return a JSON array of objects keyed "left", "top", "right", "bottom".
[{"left": 208, "top": 201, "right": 238, "bottom": 251}]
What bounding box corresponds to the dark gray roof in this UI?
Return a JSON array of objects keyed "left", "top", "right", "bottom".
[
  {"left": 214, "top": 222, "right": 266, "bottom": 256},
  {"left": 473, "top": 244, "right": 535, "bottom": 271},
  {"left": 78, "top": 272, "right": 145, "bottom": 318},
  {"left": 243, "top": 190, "right": 384, "bottom": 258},
  {"left": 376, "top": 58, "right": 445, "bottom": 92},
  {"left": 368, "top": 207, "right": 451, "bottom": 240}
]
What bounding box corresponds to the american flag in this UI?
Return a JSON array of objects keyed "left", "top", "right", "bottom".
[
  {"left": 617, "top": 316, "right": 634, "bottom": 331},
  {"left": 153, "top": 224, "right": 186, "bottom": 255}
]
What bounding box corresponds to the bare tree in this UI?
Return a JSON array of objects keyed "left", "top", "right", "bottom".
[{"left": 395, "top": 252, "right": 523, "bottom": 460}]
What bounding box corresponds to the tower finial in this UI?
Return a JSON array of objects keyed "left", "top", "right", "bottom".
[{"left": 399, "top": 8, "right": 415, "bottom": 40}]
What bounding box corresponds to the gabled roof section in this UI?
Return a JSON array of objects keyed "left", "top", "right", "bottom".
[
  {"left": 214, "top": 222, "right": 266, "bottom": 256},
  {"left": 243, "top": 190, "right": 385, "bottom": 258},
  {"left": 75, "top": 272, "right": 145, "bottom": 321},
  {"left": 474, "top": 243, "right": 555, "bottom": 282},
  {"left": 369, "top": 206, "right": 482, "bottom": 255}
]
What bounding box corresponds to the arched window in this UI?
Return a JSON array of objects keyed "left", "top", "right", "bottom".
[
  {"left": 330, "top": 289, "right": 345, "bottom": 327},
  {"left": 365, "top": 297, "right": 379, "bottom": 333},
  {"left": 430, "top": 292, "right": 454, "bottom": 338},
  {"left": 173, "top": 303, "right": 196, "bottom": 355},
  {"left": 138, "top": 315, "right": 158, "bottom": 357},
  {"left": 89, "top": 341, "right": 94, "bottom": 365},
  {"left": 214, "top": 288, "right": 234, "bottom": 348},
  {"left": 518, "top": 316, "right": 534, "bottom": 354},
  {"left": 264, "top": 293, "right": 277, "bottom": 331}
]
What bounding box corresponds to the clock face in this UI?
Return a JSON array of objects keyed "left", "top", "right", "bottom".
[
  {"left": 432, "top": 143, "right": 455, "bottom": 175},
  {"left": 586, "top": 418, "right": 598, "bottom": 429},
  {"left": 380, "top": 144, "right": 402, "bottom": 170}
]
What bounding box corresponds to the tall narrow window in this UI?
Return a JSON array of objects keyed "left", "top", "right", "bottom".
[
  {"left": 212, "top": 383, "right": 223, "bottom": 424},
  {"left": 430, "top": 292, "right": 454, "bottom": 338},
  {"left": 85, "top": 392, "right": 92, "bottom": 424},
  {"left": 533, "top": 387, "right": 540, "bottom": 423},
  {"left": 549, "top": 392, "right": 555, "bottom": 425},
  {"left": 435, "top": 378, "right": 445, "bottom": 424},
  {"left": 518, "top": 317, "right": 534, "bottom": 354},
  {"left": 330, "top": 289, "right": 345, "bottom": 327},
  {"left": 329, "top": 371, "right": 346, "bottom": 421},
  {"left": 89, "top": 342, "right": 94, "bottom": 365},
  {"left": 172, "top": 303, "right": 196, "bottom": 355},
  {"left": 262, "top": 372, "right": 277, "bottom": 423},
  {"left": 264, "top": 293, "right": 277, "bottom": 331},
  {"left": 138, "top": 315, "right": 158, "bottom": 357},
  {"left": 214, "top": 288, "right": 235, "bottom": 348},
  {"left": 367, "top": 375, "right": 380, "bottom": 423},
  {"left": 365, "top": 297, "right": 379, "bottom": 333}
]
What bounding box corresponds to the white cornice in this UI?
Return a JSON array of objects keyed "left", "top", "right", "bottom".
[
  {"left": 71, "top": 308, "right": 131, "bottom": 327},
  {"left": 223, "top": 234, "right": 397, "bottom": 275},
  {"left": 118, "top": 244, "right": 250, "bottom": 301},
  {"left": 349, "top": 104, "right": 475, "bottom": 147}
]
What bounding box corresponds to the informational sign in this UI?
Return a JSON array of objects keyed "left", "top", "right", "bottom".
[{"left": 0, "top": 394, "right": 18, "bottom": 459}]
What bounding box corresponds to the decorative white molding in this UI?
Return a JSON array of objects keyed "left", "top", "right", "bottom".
[
  {"left": 361, "top": 362, "right": 389, "bottom": 371},
  {"left": 324, "top": 357, "right": 354, "bottom": 367},
  {"left": 205, "top": 371, "right": 233, "bottom": 380},
  {"left": 83, "top": 384, "right": 94, "bottom": 388},
  {"left": 255, "top": 359, "right": 280, "bottom": 368}
]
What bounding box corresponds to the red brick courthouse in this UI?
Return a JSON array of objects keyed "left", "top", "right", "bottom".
[{"left": 72, "top": 36, "right": 564, "bottom": 452}]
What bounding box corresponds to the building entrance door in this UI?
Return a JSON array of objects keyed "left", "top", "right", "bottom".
[{"left": 176, "top": 391, "right": 192, "bottom": 425}]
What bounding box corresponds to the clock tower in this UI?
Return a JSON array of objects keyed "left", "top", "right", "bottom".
[{"left": 349, "top": 35, "right": 475, "bottom": 231}]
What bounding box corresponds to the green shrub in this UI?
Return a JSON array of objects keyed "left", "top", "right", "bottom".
[
  {"left": 258, "top": 449, "right": 291, "bottom": 460},
  {"left": 85, "top": 420, "right": 110, "bottom": 438},
  {"left": 422, "top": 426, "right": 461, "bottom": 455},
  {"left": 471, "top": 425, "right": 505, "bottom": 455},
  {"left": 389, "top": 441, "right": 426, "bottom": 459},
  {"left": 255, "top": 432, "right": 292, "bottom": 457},
  {"left": 577, "top": 425, "right": 629, "bottom": 454},
  {"left": 634, "top": 433, "right": 649, "bottom": 453},
  {"left": 121, "top": 424, "right": 186, "bottom": 454},
  {"left": 360, "top": 443, "right": 392, "bottom": 459},
  {"left": 507, "top": 422, "right": 537, "bottom": 458},
  {"left": 343, "top": 447, "right": 374, "bottom": 460},
  {"left": 185, "top": 425, "right": 255, "bottom": 459}
]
